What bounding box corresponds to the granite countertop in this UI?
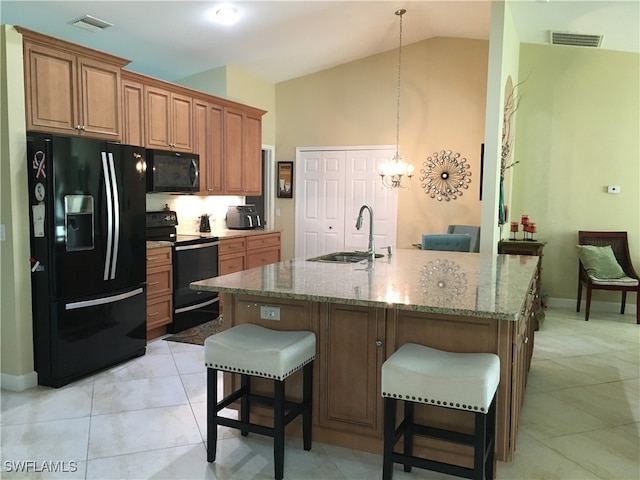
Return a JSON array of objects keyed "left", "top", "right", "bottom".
[
  {"left": 191, "top": 249, "right": 538, "bottom": 321},
  {"left": 146, "top": 240, "right": 173, "bottom": 249},
  {"left": 177, "top": 228, "right": 280, "bottom": 240}
]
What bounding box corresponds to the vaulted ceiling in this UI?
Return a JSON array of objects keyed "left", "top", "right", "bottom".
[{"left": 2, "top": 1, "right": 638, "bottom": 84}]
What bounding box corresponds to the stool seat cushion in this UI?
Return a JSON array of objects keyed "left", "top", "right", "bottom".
[
  {"left": 381, "top": 343, "right": 500, "bottom": 413},
  {"left": 205, "top": 324, "right": 316, "bottom": 380}
]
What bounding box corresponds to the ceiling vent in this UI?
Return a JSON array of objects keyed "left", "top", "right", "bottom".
[
  {"left": 69, "top": 15, "right": 113, "bottom": 32},
  {"left": 550, "top": 31, "right": 603, "bottom": 48}
]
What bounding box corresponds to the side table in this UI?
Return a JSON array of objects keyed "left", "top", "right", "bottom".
[{"left": 498, "top": 239, "right": 547, "bottom": 330}]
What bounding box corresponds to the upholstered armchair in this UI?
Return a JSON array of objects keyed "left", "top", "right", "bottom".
[
  {"left": 421, "top": 233, "right": 471, "bottom": 252},
  {"left": 576, "top": 231, "right": 640, "bottom": 324}
]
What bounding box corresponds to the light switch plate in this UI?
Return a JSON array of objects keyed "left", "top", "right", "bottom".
[{"left": 260, "top": 305, "right": 280, "bottom": 321}]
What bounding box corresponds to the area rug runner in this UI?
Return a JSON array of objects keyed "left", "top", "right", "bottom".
[{"left": 163, "top": 316, "right": 223, "bottom": 346}]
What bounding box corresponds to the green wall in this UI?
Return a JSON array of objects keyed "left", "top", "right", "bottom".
[{"left": 513, "top": 44, "right": 640, "bottom": 302}]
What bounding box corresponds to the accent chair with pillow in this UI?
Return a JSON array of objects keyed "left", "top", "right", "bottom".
[{"left": 576, "top": 231, "right": 640, "bottom": 324}]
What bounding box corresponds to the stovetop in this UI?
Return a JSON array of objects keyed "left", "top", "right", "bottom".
[{"left": 146, "top": 211, "right": 218, "bottom": 244}]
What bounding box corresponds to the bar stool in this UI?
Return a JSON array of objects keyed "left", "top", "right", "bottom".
[
  {"left": 381, "top": 343, "right": 500, "bottom": 480},
  {"left": 204, "top": 323, "right": 315, "bottom": 480}
]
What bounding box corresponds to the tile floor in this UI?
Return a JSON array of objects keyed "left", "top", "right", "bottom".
[{"left": 1, "top": 307, "right": 638, "bottom": 479}]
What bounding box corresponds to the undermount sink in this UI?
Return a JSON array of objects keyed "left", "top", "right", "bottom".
[{"left": 307, "top": 251, "right": 384, "bottom": 263}]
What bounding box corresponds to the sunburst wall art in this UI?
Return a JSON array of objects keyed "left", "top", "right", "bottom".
[{"left": 419, "top": 150, "right": 471, "bottom": 201}]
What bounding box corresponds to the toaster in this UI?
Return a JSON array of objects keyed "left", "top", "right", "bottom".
[{"left": 226, "top": 205, "right": 262, "bottom": 230}]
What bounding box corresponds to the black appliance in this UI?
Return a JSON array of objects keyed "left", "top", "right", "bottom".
[
  {"left": 26, "top": 133, "right": 147, "bottom": 388},
  {"left": 226, "top": 205, "right": 262, "bottom": 230},
  {"left": 199, "top": 214, "right": 211, "bottom": 233},
  {"left": 146, "top": 212, "right": 219, "bottom": 333},
  {"left": 146, "top": 149, "right": 199, "bottom": 193}
]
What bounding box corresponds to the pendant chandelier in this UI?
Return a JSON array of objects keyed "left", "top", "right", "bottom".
[{"left": 379, "top": 9, "right": 413, "bottom": 189}]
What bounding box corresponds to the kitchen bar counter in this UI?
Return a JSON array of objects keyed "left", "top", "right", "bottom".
[
  {"left": 192, "top": 249, "right": 538, "bottom": 321},
  {"left": 192, "top": 249, "right": 539, "bottom": 465}
]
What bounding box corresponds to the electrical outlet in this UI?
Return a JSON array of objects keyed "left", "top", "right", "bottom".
[
  {"left": 607, "top": 186, "right": 621, "bottom": 194},
  {"left": 260, "top": 305, "right": 280, "bottom": 321}
]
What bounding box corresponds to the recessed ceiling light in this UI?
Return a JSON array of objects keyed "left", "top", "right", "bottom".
[{"left": 207, "top": 5, "right": 240, "bottom": 26}]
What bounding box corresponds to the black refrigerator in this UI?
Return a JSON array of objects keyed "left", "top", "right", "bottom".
[{"left": 27, "top": 133, "right": 147, "bottom": 387}]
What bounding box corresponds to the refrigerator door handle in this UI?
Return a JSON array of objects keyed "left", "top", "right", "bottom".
[
  {"left": 101, "top": 152, "right": 114, "bottom": 281},
  {"left": 107, "top": 152, "right": 120, "bottom": 280},
  {"left": 65, "top": 287, "right": 144, "bottom": 310}
]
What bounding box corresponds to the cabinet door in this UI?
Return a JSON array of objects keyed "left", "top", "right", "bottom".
[
  {"left": 208, "top": 103, "right": 225, "bottom": 194},
  {"left": 223, "top": 108, "right": 244, "bottom": 194},
  {"left": 122, "top": 78, "right": 145, "bottom": 146},
  {"left": 23, "top": 41, "right": 78, "bottom": 134},
  {"left": 318, "top": 303, "right": 385, "bottom": 437},
  {"left": 78, "top": 57, "right": 121, "bottom": 138},
  {"left": 171, "top": 92, "right": 193, "bottom": 152},
  {"left": 145, "top": 86, "right": 171, "bottom": 148},
  {"left": 194, "top": 100, "right": 209, "bottom": 193},
  {"left": 243, "top": 113, "right": 263, "bottom": 195}
]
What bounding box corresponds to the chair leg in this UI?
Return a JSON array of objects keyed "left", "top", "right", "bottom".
[
  {"left": 620, "top": 291, "right": 627, "bottom": 314},
  {"left": 302, "top": 361, "right": 313, "bottom": 451},
  {"left": 636, "top": 292, "right": 640, "bottom": 325},
  {"left": 403, "top": 401, "right": 414, "bottom": 473},
  {"left": 576, "top": 282, "right": 582, "bottom": 312},
  {"left": 585, "top": 286, "right": 592, "bottom": 321},
  {"left": 274, "top": 379, "right": 285, "bottom": 480},
  {"left": 485, "top": 397, "right": 497, "bottom": 480},
  {"left": 240, "top": 374, "right": 250, "bottom": 436},
  {"left": 207, "top": 368, "right": 218, "bottom": 463},
  {"left": 473, "top": 410, "right": 487, "bottom": 480},
  {"left": 383, "top": 397, "right": 396, "bottom": 480}
]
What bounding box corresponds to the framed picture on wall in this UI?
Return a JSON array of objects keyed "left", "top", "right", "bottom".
[{"left": 277, "top": 161, "right": 293, "bottom": 198}]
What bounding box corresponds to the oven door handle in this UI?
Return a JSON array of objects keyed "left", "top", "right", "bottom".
[
  {"left": 175, "top": 297, "right": 219, "bottom": 314},
  {"left": 174, "top": 241, "right": 219, "bottom": 252}
]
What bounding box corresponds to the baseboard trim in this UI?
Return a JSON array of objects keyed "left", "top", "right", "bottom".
[
  {"left": 548, "top": 297, "right": 638, "bottom": 317},
  {"left": 1, "top": 371, "right": 38, "bottom": 391}
]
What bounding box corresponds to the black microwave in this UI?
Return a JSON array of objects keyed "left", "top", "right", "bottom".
[{"left": 146, "top": 149, "right": 200, "bottom": 193}]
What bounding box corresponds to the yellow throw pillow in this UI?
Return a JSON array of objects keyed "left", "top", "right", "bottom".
[{"left": 576, "top": 245, "right": 626, "bottom": 279}]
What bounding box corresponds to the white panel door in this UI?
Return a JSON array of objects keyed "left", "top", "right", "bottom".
[
  {"left": 344, "top": 149, "right": 398, "bottom": 253},
  {"left": 295, "top": 150, "right": 346, "bottom": 258},
  {"left": 295, "top": 147, "right": 399, "bottom": 259}
]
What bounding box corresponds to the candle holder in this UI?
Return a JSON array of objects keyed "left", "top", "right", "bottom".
[
  {"left": 526, "top": 222, "right": 537, "bottom": 241},
  {"left": 509, "top": 221, "right": 519, "bottom": 241},
  {"left": 520, "top": 214, "right": 529, "bottom": 240}
]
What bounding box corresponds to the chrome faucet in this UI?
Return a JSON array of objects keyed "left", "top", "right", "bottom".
[{"left": 355, "top": 204, "right": 375, "bottom": 262}]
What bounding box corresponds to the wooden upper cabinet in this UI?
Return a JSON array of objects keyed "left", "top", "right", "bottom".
[
  {"left": 144, "top": 85, "right": 193, "bottom": 152},
  {"left": 223, "top": 107, "right": 264, "bottom": 196},
  {"left": 19, "top": 28, "right": 128, "bottom": 140},
  {"left": 121, "top": 74, "right": 145, "bottom": 146},
  {"left": 194, "top": 99, "right": 224, "bottom": 194}
]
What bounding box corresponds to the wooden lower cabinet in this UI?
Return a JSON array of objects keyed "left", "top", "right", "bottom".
[
  {"left": 221, "top": 278, "right": 535, "bottom": 463},
  {"left": 146, "top": 246, "right": 172, "bottom": 340},
  {"left": 246, "top": 232, "right": 281, "bottom": 269}
]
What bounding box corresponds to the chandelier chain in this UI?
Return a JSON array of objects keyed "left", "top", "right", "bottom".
[{"left": 395, "top": 9, "right": 404, "bottom": 158}]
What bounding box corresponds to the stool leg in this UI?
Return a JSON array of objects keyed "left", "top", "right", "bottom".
[
  {"left": 383, "top": 397, "right": 396, "bottom": 480},
  {"left": 274, "top": 379, "right": 285, "bottom": 480},
  {"left": 403, "top": 400, "right": 414, "bottom": 473},
  {"left": 473, "top": 410, "right": 487, "bottom": 480},
  {"left": 486, "top": 397, "right": 497, "bottom": 480},
  {"left": 207, "top": 368, "right": 218, "bottom": 463},
  {"left": 302, "top": 361, "right": 313, "bottom": 451},
  {"left": 240, "top": 374, "right": 250, "bottom": 436}
]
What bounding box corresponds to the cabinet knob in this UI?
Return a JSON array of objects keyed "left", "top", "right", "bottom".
[
  {"left": 523, "top": 336, "right": 529, "bottom": 344},
  {"left": 375, "top": 340, "right": 383, "bottom": 347}
]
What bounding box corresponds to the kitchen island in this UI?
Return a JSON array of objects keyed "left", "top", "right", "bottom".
[{"left": 192, "top": 249, "right": 538, "bottom": 465}]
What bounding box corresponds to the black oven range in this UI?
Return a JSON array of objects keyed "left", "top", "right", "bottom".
[{"left": 146, "top": 211, "right": 219, "bottom": 333}]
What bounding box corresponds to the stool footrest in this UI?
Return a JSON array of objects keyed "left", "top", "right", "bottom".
[
  {"left": 392, "top": 452, "right": 475, "bottom": 479},
  {"left": 404, "top": 422, "right": 475, "bottom": 447}
]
